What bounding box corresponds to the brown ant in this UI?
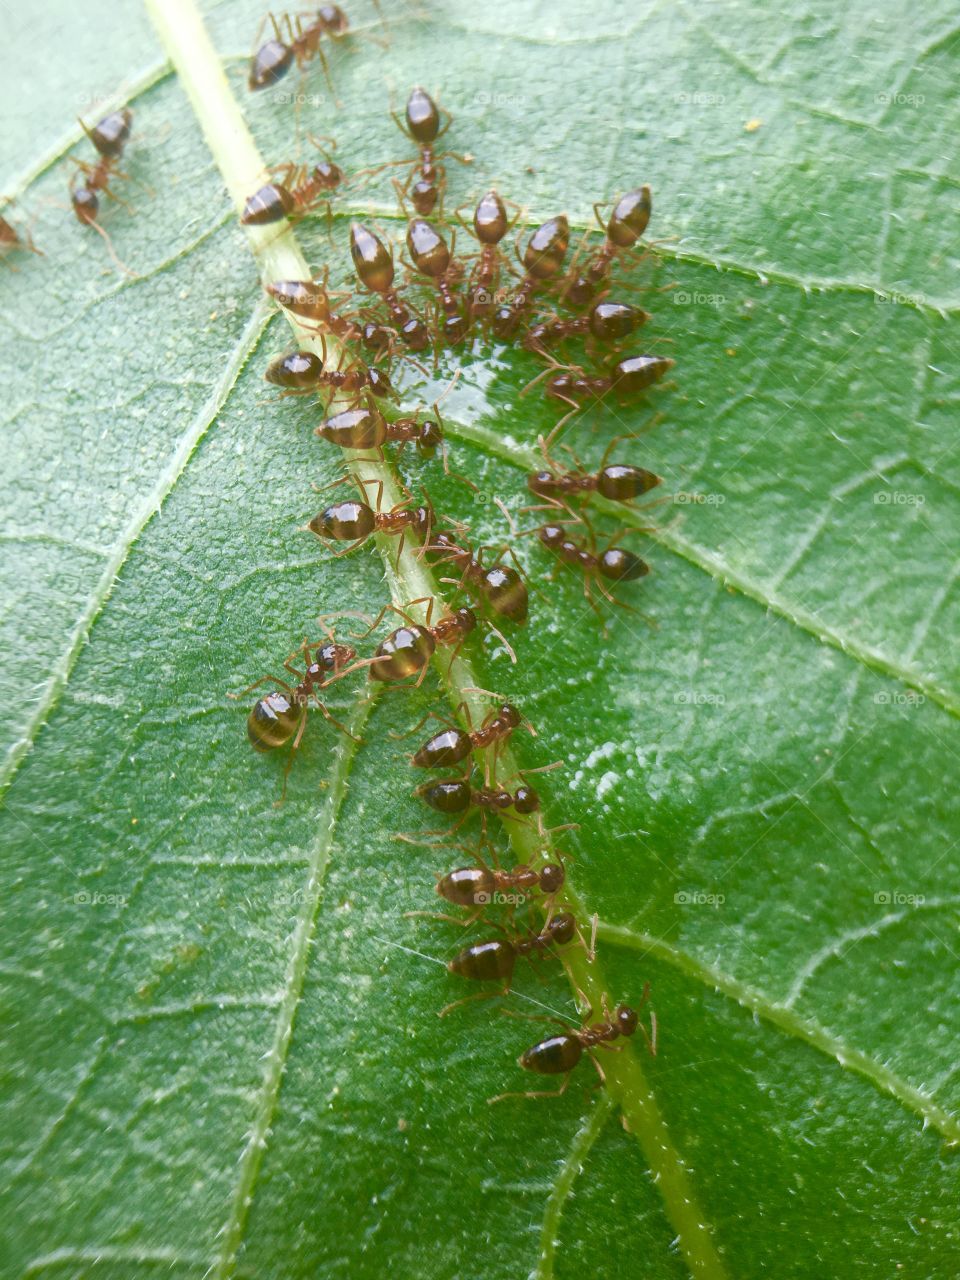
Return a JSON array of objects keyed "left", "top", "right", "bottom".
[
  {"left": 311, "top": 379, "right": 457, "bottom": 470},
  {"left": 387, "top": 87, "right": 471, "bottom": 216},
  {"left": 248, "top": 6, "right": 360, "bottom": 95},
  {"left": 241, "top": 138, "right": 343, "bottom": 227},
  {"left": 396, "top": 758, "right": 566, "bottom": 845},
  {"left": 531, "top": 520, "right": 650, "bottom": 629},
  {"left": 264, "top": 346, "right": 394, "bottom": 403},
  {"left": 0, "top": 206, "right": 41, "bottom": 265},
  {"left": 70, "top": 109, "right": 135, "bottom": 272},
  {"left": 440, "top": 912, "right": 578, "bottom": 1016},
  {"left": 405, "top": 218, "right": 468, "bottom": 345},
  {"left": 489, "top": 993, "right": 654, "bottom": 1102},
  {"left": 306, "top": 476, "right": 433, "bottom": 561},
  {"left": 523, "top": 298, "right": 651, "bottom": 357},
  {"left": 235, "top": 629, "right": 359, "bottom": 798},
  {"left": 561, "top": 187, "right": 653, "bottom": 308},
  {"left": 421, "top": 529, "right": 529, "bottom": 624},
  {"left": 407, "top": 694, "right": 534, "bottom": 778},
  {"left": 350, "top": 221, "right": 429, "bottom": 351},
  {"left": 526, "top": 436, "right": 661, "bottom": 508},
  {"left": 266, "top": 271, "right": 398, "bottom": 360},
  {"left": 491, "top": 215, "right": 570, "bottom": 340},
  {"left": 527, "top": 353, "right": 674, "bottom": 445},
  {"left": 351, "top": 597, "right": 479, "bottom": 685},
  {"left": 436, "top": 857, "right": 565, "bottom": 914},
  {"left": 455, "top": 189, "right": 521, "bottom": 321}
]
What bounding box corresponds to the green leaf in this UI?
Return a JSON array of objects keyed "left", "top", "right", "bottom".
[{"left": 2, "top": 2, "right": 959, "bottom": 1279}]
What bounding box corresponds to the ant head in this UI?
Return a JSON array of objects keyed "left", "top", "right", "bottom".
[
  {"left": 615, "top": 1004, "right": 639, "bottom": 1036},
  {"left": 528, "top": 470, "right": 557, "bottom": 497},
  {"left": 71, "top": 187, "right": 100, "bottom": 225},
  {"left": 547, "top": 911, "right": 576, "bottom": 946},
  {"left": 513, "top": 785, "right": 539, "bottom": 814},
  {"left": 455, "top": 607, "right": 477, "bottom": 633},
  {"left": 317, "top": 642, "right": 356, "bottom": 672},
  {"left": 318, "top": 5, "right": 349, "bottom": 35},
  {"left": 418, "top": 418, "right": 443, "bottom": 450},
  {"left": 539, "top": 863, "right": 565, "bottom": 894},
  {"left": 499, "top": 703, "right": 522, "bottom": 729},
  {"left": 312, "top": 160, "right": 344, "bottom": 191}
]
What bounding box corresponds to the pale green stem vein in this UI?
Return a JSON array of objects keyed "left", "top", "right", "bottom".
[{"left": 143, "top": 2, "right": 729, "bottom": 1276}]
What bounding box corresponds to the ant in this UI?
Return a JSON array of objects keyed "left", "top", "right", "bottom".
[
  {"left": 531, "top": 521, "right": 650, "bottom": 628},
  {"left": 489, "top": 993, "right": 654, "bottom": 1103},
  {"left": 526, "top": 437, "right": 661, "bottom": 508},
  {"left": 70, "top": 109, "right": 135, "bottom": 271},
  {"left": 523, "top": 298, "right": 651, "bottom": 358},
  {"left": 561, "top": 187, "right": 653, "bottom": 308},
  {"left": 264, "top": 346, "right": 394, "bottom": 403},
  {"left": 355, "top": 598, "right": 479, "bottom": 685},
  {"left": 388, "top": 86, "right": 471, "bottom": 216},
  {"left": 248, "top": 6, "right": 359, "bottom": 95},
  {"left": 456, "top": 189, "right": 521, "bottom": 321},
  {"left": 0, "top": 204, "right": 41, "bottom": 265},
  {"left": 266, "top": 271, "right": 398, "bottom": 360},
  {"left": 306, "top": 476, "right": 432, "bottom": 561},
  {"left": 421, "top": 529, "right": 529, "bottom": 624},
  {"left": 491, "top": 215, "right": 570, "bottom": 340},
  {"left": 397, "top": 760, "right": 565, "bottom": 845},
  {"left": 435, "top": 857, "right": 565, "bottom": 914},
  {"left": 241, "top": 138, "right": 343, "bottom": 227},
  {"left": 405, "top": 218, "right": 468, "bottom": 345},
  {"left": 235, "top": 629, "right": 359, "bottom": 798},
  {"left": 408, "top": 695, "right": 533, "bottom": 778},
  {"left": 441, "top": 912, "right": 578, "bottom": 1016},
  {"left": 530, "top": 353, "right": 675, "bottom": 444},
  {"left": 350, "top": 221, "right": 429, "bottom": 351},
  {"left": 313, "top": 401, "right": 441, "bottom": 461}
]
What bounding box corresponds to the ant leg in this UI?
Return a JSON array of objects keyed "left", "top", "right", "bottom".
[
  {"left": 314, "top": 700, "right": 362, "bottom": 743},
  {"left": 439, "top": 987, "right": 509, "bottom": 1018},
  {"left": 391, "top": 707, "right": 456, "bottom": 741},
  {"left": 487, "top": 1074, "right": 572, "bottom": 1105},
  {"left": 231, "top": 673, "right": 295, "bottom": 699}
]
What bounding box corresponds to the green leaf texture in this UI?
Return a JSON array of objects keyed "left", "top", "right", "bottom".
[{"left": 2, "top": 2, "right": 959, "bottom": 1278}]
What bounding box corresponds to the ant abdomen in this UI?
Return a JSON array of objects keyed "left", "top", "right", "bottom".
[
  {"left": 248, "top": 691, "right": 300, "bottom": 751},
  {"left": 315, "top": 406, "right": 388, "bottom": 450},
  {"left": 249, "top": 39, "right": 294, "bottom": 90},
  {"left": 448, "top": 938, "right": 515, "bottom": 982},
  {"left": 612, "top": 354, "right": 674, "bottom": 394},
  {"left": 265, "top": 350, "right": 323, "bottom": 389},
  {"left": 309, "top": 499, "right": 376, "bottom": 542},
  {"left": 599, "top": 547, "right": 648, "bottom": 582},
  {"left": 597, "top": 464, "right": 660, "bottom": 501},
  {"left": 369, "top": 624, "right": 437, "bottom": 681},
  {"left": 242, "top": 182, "right": 296, "bottom": 225}
]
